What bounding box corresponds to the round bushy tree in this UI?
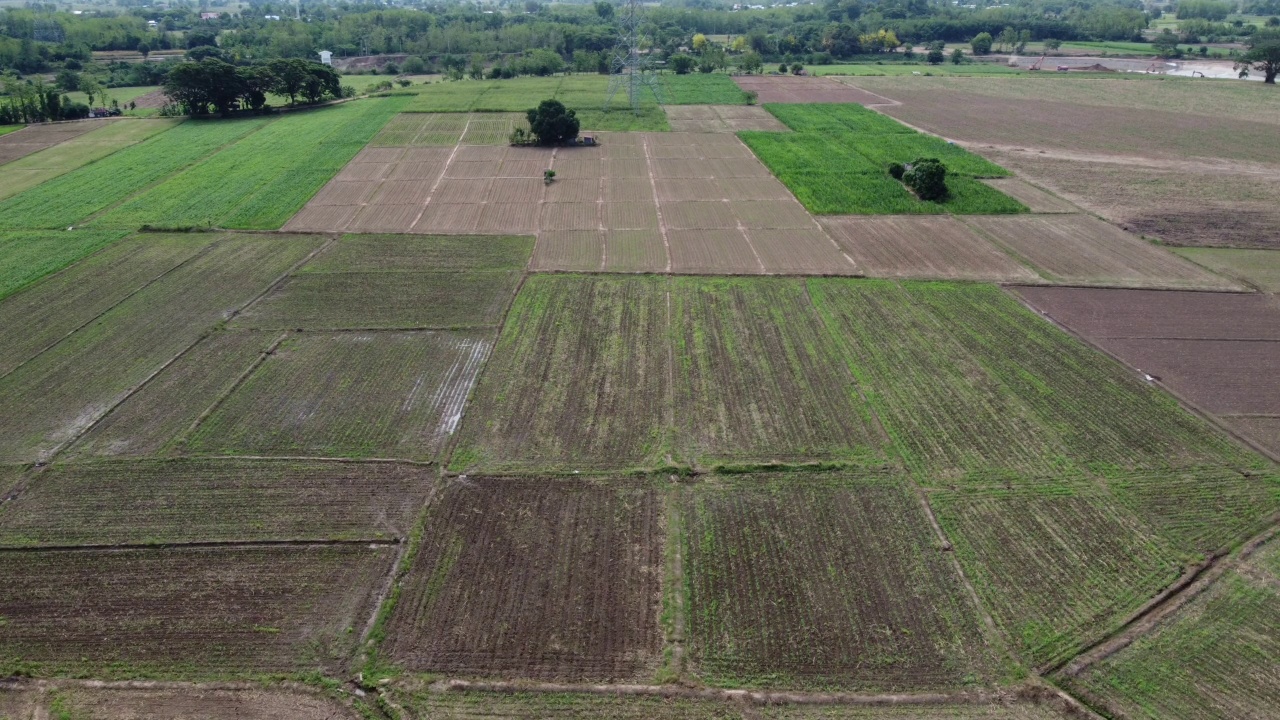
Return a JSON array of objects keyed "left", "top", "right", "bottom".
[
  {"left": 903, "top": 158, "right": 947, "bottom": 201},
  {"left": 526, "top": 99, "right": 580, "bottom": 145}
]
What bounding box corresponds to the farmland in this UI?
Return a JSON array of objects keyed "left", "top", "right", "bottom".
[
  {"left": 0, "top": 119, "right": 108, "bottom": 165},
  {"left": 381, "top": 477, "right": 664, "bottom": 680},
  {"left": 682, "top": 473, "right": 992, "bottom": 689},
  {"left": 0, "top": 119, "right": 179, "bottom": 200},
  {"left": 0, "top": 228, "right": 128, "bottom": 300}
]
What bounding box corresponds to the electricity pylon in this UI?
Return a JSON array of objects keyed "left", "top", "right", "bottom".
[{"left": 604, "top": 0, "right": 663, "bottom": 114}]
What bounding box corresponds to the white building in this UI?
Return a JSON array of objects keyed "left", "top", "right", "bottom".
[{"left": 318, "top": 50, "right": 333, "bottom": 66}]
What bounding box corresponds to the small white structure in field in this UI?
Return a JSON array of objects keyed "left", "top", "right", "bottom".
[{"left": 318, "top": 50, "right": 333, "bottom": 66}]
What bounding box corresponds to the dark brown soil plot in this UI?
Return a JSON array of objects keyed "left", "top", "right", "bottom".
[
  {"left": 820, "top": 216, "right": 1037, "bottom": 282},
  {"left": 732, "top": 76, "right": 887, "bottom": 104},
  {"left": 17, "top": 686, "right": 361, "bottom": 720},
  {"left": 1014, "top": 287, "right": 1280, "bottom": 341},
  {"left": 684, "top": 474, "right": 992, "bottom": 690},
  {"left": 1097, "top": 338, "right": 1280, "bottom": 415},
  {"left": 188, "top": 331, "right": 491, "bottom": 461},
  {"left": 394, "top": 688, "right": 746, "bottom": 719},
  {"left": 308, "top": 234, "right": 533, "bottom": 272},
  {"left": 0, "top": 544, "right": 395, "bottom": 676},
  {"left": 450, "top": 276, "right": 669, "bottom": 473},
  {"left": 383, "top": 478, "right": 663, "bottom": 681},
  {"left": 0, "top": 458, "right": 432, "bottom": 545},
  {"left": 63, "top": 330, "right": 276, "bottom": 460},
  {"left": 671, "top": 278, "right": 885, "bottom": 466},
  {"left": 0, "top": 121, "right": 111, "bottom": 166},
  {"left": 0, "top": 233, "right": 215, "bottom": 377},
  {"left": 232, "top": 271, "right": 521, "bottom": 330}
]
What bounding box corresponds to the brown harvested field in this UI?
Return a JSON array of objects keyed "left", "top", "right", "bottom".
[
  {"left": 981, "top": 179, "right": 1078, "bottom": 213},
  {"left": 372, "top": 180, "right": 434, "bottom": 204},
  {"left": 309, "top": 180, "right": 380, "bottom": 206},
  {"left": 605, "top": 228, "right": 667, "bottom": 273},
  {"left": 542, "top": 201, "right": 600, "bottom": 230},
  {"left": 413, "top": 203, "right": 482, "bottom": 233},
  {"left": 346, "top": 205, "right": 425, "bottom": 233},
  {"left": 732, "top": 76, "right": 891, "bottom": 104},
  {"left": 731, "top": 199, "right": 813, "bottom": 229},
  {"left": 450, "top": 276, "right": 669, "bottom": 472},
  {"left": 3, "top": 685, "right": 362, "bottom": 720},
  {"left": 662, "top": 201, "right": 737, "bottom": 230},
  {"left": 672, "top": 279, "right": 883, "bottom": 465},
  {"left": 664, "top": 104, "right": 790, "bottom": 133},
  {"left": 1093, "top": 338, "right": 1280, "bottom": 415},
  {"left": 383, "top": 477, "right": 663, "bottom": 680},
  {"left": 603, "top": 202, "right": 660, "bottom": 230},
  {"left": 531, "top": 229, "right": 605, "bottom": 271},
  {"left": 0, "top": 544, "right": 396, "bottom": 676},
  {"left": 821, "top": 216, "right": 1037, "bottom": 282},
  {"left": 964, "top": 215, "right": 1240, "bottom": 289},
  {"left": 683, "top": 475, "right": 992, "bottom": 689},
  {"left": 283, "top": 204, "right": 360, "bottom": 232},
  {"left": 64, "top": 330, "right": 276, "bottom": 459},
  {"left": 746, "top": 228, "right": 856, "bottom": 275},
  {"left": 1174, "top": 248, "right": 1280, "bottom": 292},
  {"left": 668, "top": 229, "right": 761, "bottom": 274},
  {"left": 371, "top": 113, "right": 467, "bottom": 147},
  {"left": 1223, "top": 416, "right": 1280, "bottom": 459},
  {"left": 1013, "top": 287, "right": 1280, "bottom": 341},
  {"left": 0, "top": 120, "right": 113, "bottom": 165},
  {"left": 187, "top": 331, "right": 492, "bottom": 461},
  {"left": 0, "top": 458, "right": 431, "bottom": 545}
]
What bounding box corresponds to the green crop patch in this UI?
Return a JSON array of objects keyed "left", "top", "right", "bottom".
[
  {"left": 63, "top": 330, "right": 278, "bottom": 460},
  {"left": 739, "top": 104, "right": 1022, "bottom": 215},
  {"left": 306, "top": 234, "right": 533, "bottom": 273},
  {"left": 683, "top": 473, "right": 993, "bottom": 690},
  {"left": 0, "top": 119, "right": 181, "bottom": 202},
  {"left": 187, "top": 330, "right": 491, "bottom": 461},
  {"left": 0, "top": 233, "right": 324, "bottom": 464},
  {"left": 0, "top": 544, "right": 396, "bottom": 678},
  {"left": 404, "top": 76, "right": 671, "bottom": 131},
  {"left": 0, "top": 233, "right": 213, "bottom": 377},
  {"left": 930, "top": 482, "right": 1181, "bottom": 669},
  {"left": 660, "top": 74, "right": 750, "bottom": 105},
  {"left": 93, "top": 98, "right": 408, "bottom": 231},
  {"left": 1062, "top": 539, "right": 1280, "bottom": 719},
  {"left": 0, "top": 117, "right": 271, "bottom": 230},
  {"left": 0, "top": 229, "right": 129, "bottom": 301},
  {"left": 0, "top": 458, "right": 432, "bottom": 546},
  {"left": 451, "top": 275, "right": 670, "bottom": 473},
  {"left": 395, "top": 689, "right": 745, "bottom": 719},
  {"left": 671, "top": 277, "right": 886, "bottom": 468},
  {"left": 231, "top": 271, "right": 522, "bottom": 330},
  {"left": 381, "top": 477, "right": 664, "bottom": 680}
]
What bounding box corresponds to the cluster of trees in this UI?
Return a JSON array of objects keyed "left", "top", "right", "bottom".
[{"left": 162, "top": 57, "right": 344, "bottom": 116}]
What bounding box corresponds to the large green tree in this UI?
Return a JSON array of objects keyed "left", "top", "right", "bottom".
[
  {"left": 526, "top": 99, "right": 579, "bottom": 146},
  {"left": 1236, "top": 29, "right": 1280, "bottom": 83}
]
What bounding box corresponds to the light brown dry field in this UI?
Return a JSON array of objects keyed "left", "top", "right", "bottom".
[
  {"left": 289, "top": 127, "right": 855, "bottom": 275},
  {"left": 979, "top": 179, "right": 1078, "bottom": 214},
  {"left": 819, "top": 216, "right": 1039, "bottom": 282},
  {"left": 840, "top": 76, "right": 1280, "bottom": 249},
  {"left": 963, "top": 215, "right": 1241, "bottom": 289},
  {"left": 0, "top": 120, "right": 113, "bottom": 165},
  {"left": 0, "top": 685, "right": 361, "bottom": 719},
  {"left": 733, "top": 75, "right": 893, "bottom": 104},
  {"left": 664, "top": 104, "right": 790, "bottom": 133}
]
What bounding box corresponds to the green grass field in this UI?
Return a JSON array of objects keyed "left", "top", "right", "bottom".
[
  {"left": 740, "top": 104, "right": 1024, "bottom": 215},
  {"left": 0, "top": 229, "right": 128, "bottom": 301},
  {"left": 0, "top": 119, "right": 181, "bottom": 201},
  {"left": 0, "top": 124, "right": 23, "bottom": 136}
]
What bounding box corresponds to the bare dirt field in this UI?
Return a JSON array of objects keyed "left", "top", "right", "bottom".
[
  {"left": 1093, "top": 339, "right": 1279, "bottom": 415},
  {"left": 732, "top": 75, "right": 891, "bottom": 104},
  {"left": 664, "top": 104, "right": 790, "bottom": 133},
  {"left": 0, "top": 120, "right": 114, "bottom": 166},
  {"left": 1223, "top": 417, "right": 1280, "bottom": 458},
  {"left": 980, "top": 179, "right": 1078, "bottom": 214},
  {"left": 0, "top": 684, "right": 361, "bottom": 719},
  {"left": 963, "top": 215, "right": 1240, "bottom": 289},
  {"left": 0, "top": 544, "right": 396, "bottom": 676},
  {"left": 382, "top": 477, "right": 664, "bottom": 681},
  {"left": 1013, "top": 287, "right": 1280, "bottom": 341},
  {"left": 819, "top": 216, "right": 1039, "bottom": 282}
]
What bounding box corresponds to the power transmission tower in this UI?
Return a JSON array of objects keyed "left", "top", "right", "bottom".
[{"left": 604, "top": 0, "right": 663, "bottom": 114}]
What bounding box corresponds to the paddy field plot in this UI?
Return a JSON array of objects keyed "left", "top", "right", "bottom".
[
  {"left": 92, "top": 97, "right": 408, "bottom": 231},
  {"left": 664, "top": 104, "right": 789, "bottom": 133},
  {"left": 0, "top": 232, "right": 324, "bottom": 464},
  {"left": 964, "top": 215, "right": 1239, "bottom": 290},
  {"left": 1060, "top": 537, "right": 1280, "bottom": 720},
  {"left": 671, "top": 277, "right": 885, "bottom": 467},
  {"left": 683, "top": 474, "right": 992, "bottom": 690},
  {"left": 818, "top": 216, "right": 1038, "bottom": 282},
  {"left": 732, "top": 75, "right": 889, "bottom": 104},
  {"left": 0, "top": 458, "right": 432, "bottom": 546},
  {"left": 1173, "top": 247, "right": 1280, "bottom": 292},
  {"left": 0, "top": 119, "right": 180, "bottom": 201},
  {"left": 382, "top": 478, "right": 663, "bottom": 681},
  {"left": 0, "top": 544, "right": 396, "bottom": 677},
  {"left": 8, "top": 686, "right": 361, "bottom": 720},
  {"left": 187, "top": 330, "right": 491, "bottom": 461},
  {"left": 450, "top": 275, "right": 669, "bottom": 473},
  {"left": 0, "top": 228, "right": 129, "bottom": 301},
  {"left": 0, "top": 119, "right": 110, "bottom": 166},
  {"left": 979, "top": 179, "right": 1078, "bottom": 214},
  {"left": 303, "top": 233, "right": 533, "bottom": 272},
  {"left": 0, "top": 116, "right": 272, "bottom": 230}
]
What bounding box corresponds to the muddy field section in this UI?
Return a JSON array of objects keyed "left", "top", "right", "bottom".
[
  {"left": 1015, "top": 286, "right": 1280, "bottom": 458},
  {"left": 733, "top": 75, "right": 892, "bottom": 104}
]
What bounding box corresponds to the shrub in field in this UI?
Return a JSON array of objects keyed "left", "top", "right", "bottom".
[
  {"left": 888, "top": 162, "right": 905, "bottom": 179},
  {"left": 903, "top": 157, "right": 947, "bottom": 201},
  {"left": 526, "top": 99, "right": 580, "bottom": 145}
]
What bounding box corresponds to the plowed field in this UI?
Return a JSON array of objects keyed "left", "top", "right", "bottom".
[
  {"left": 732, "top": 76, "right": 889, "bottom": 104},
  {"left": 383, "top": 478, "right": 663, "bottom": 680},
  {"left": 819, "top": 216, "right": 1037, "bottom": 282}
]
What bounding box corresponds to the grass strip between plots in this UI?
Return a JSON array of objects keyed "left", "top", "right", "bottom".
[{"left": 739, "top": 104, "right": 1025, "bottom": 215}]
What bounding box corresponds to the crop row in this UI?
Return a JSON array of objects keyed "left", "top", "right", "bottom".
[
  {"left": 0, "top": 229, "right": 128, "bottom": 302},
  {"left": 0, "top": 119, "right": 180, "bottom": 201}
]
